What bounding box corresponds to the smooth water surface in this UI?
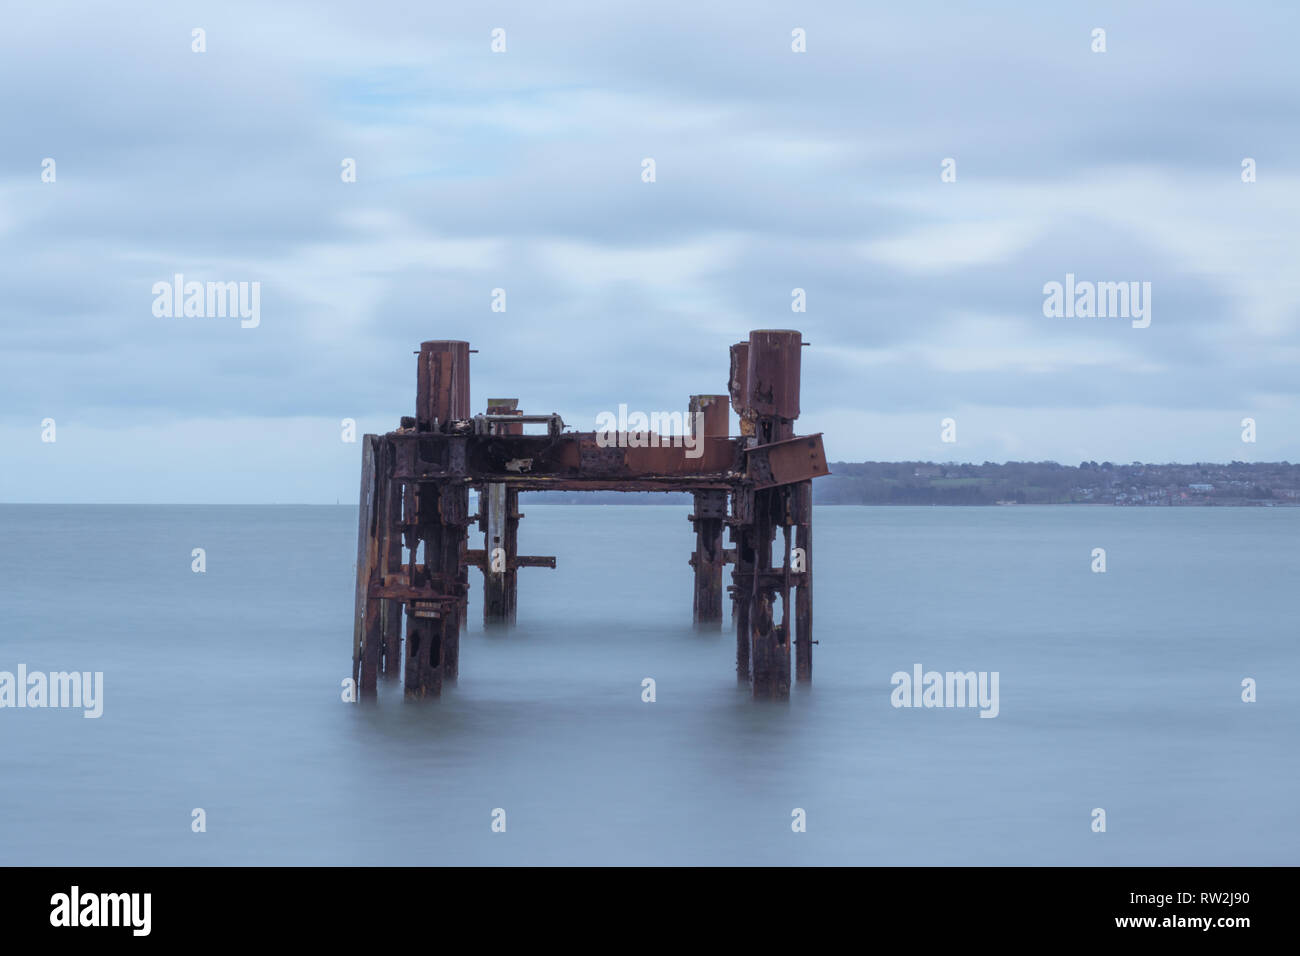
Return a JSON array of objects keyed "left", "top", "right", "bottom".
[{"left": 1, "top": 504, "right": 1296, "bottom": 865}]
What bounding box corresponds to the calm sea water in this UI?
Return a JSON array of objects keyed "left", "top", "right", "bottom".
[{"left": 0, "top": 504, "right": 1296, "bottom": 866}]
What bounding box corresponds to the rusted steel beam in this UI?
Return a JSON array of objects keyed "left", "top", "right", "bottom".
[
  {"left": 460, "top": 477, "right": 737, "bottom": 493},
  {"left": 378, "top": 564, "right": 463, "bottom": 581},
  {"left": 464, "top": 550, "right": 555, "bottom": 570},
  {"left": 370, "top": 582, "right": 459, "bottom": 602},
  {"left": 391, "top": 431, "right": 742, "bottom": 483},
  {"left": 745, "top": 434, "right": 829, "bottom": 489},
  {"left": 753, "top": 568, "right": 807, "bottom": 589}
]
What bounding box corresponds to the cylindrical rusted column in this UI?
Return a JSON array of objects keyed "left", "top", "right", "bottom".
[
  {"left": 745, "top": 329, "right": 801, "bottom": 443},
  {"left": 417, "top": 340, "right": 471, "bottom": 431},
  {"left": 689, "top": 394, "right": 729, "bottom": 443}
]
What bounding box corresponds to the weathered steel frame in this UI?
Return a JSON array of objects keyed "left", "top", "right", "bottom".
[{"left": 353, "top": 331, "right": 828, "bottom": 701}]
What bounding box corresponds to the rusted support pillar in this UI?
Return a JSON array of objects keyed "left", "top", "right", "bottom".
[
  {"left": 354, "top": 434, "right": 384, "bottom": 700},
  {"left": 749, "top": 491, "right": 789, "bottom": 698},
  {"left": 504, "top": 490, "right": 521, "bottom": 619},
  {"left": 396, "top": 476, "right": 417, "bottom": 687},
  {"left": 731, "top": 527, "right": 753, "bottom": 681},
  {"left": 793, "top": 480, "right": 813, "bottom": 682},
  {"left": 728, "top": 343, "right": 753, "bottom": 681},
  {"left": 483, "top": 400, "right": 522, "bottom": 626},
  {"left": 416, "top": 340, "right": 471, "bottom": 432},
  {"left": 380, "top": 440, "right": 404, "bottom": 678},
  {"left": 689, "top": 394, "right": 729, "bottom": 628},
  {"left": 481, "top": 484, "right": 521, "bottom": 625},
  {"left": 440, "top": 483, "right": 470, "bottom": 682},
  {"left": 405, "top": 342, "right": 471, "bottom": 698},
  {"left": 744, "top": 330, "right": 803, "bottom": 699},
  {"left": 690, "top": 490, "right": 727, "bottom": 627},
  {"left": 745, "top": 330, "right": 801, "bottom": 445},
  {"left": 405, "top": 480, "right": 441, "bottom": 698},
  {"left": 405, "top": 480, "right": 469, "bottom": 696}
]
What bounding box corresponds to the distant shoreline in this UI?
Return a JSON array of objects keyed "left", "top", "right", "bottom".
[
  {"left": 816, "top": 460, "right": 1299, "bottom": 507},
  {"left": 4, "top": 459, "right": 1297, "bottom": 508}
]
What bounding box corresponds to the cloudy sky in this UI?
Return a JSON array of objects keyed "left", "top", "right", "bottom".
[{"left": 3, "top": 1, "right": 1297, "bottom": 503}]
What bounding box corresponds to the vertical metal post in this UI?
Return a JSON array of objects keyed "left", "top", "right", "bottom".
[
  {"left": 728, "top": 342, "right": 752, "bottom": 682},
  {"left": 483, "top": 399, "right": 522, "bottom": 626},
  {"left": 793, "top": 480, "right": 813, "bottom": 682},
  {"left": 689, "top": 394, "right": 729, "bottom": 628},
  {"left": 380, "top": 439, "right": 404, "bottom": 678},
  {"left": 744, "top": 330, "right": 803, "bottom": 699},
  {"left": 354, "top": 434, "right": 384, "bottom": 700},
  {"left": 405, "top": 341, "right": 471, "bottom": 697}
]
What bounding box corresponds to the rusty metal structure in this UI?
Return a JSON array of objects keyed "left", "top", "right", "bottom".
[{"left": 352, "top": 330, "right": 828, "bottom": 700}]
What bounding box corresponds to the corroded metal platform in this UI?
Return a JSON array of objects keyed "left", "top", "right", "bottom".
[{"left": 352, "top": 330, "right": 828, "bottom": 701}]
